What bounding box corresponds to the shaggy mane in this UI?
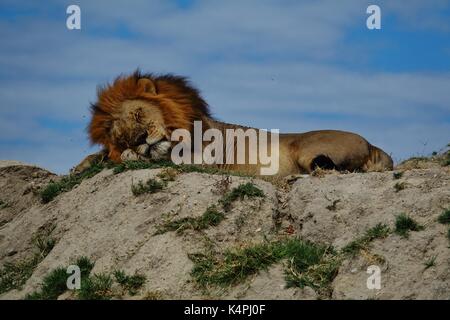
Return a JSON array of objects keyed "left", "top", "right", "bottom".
[{"left": 88, "top": 70, "right": 211, "bottom": 146}]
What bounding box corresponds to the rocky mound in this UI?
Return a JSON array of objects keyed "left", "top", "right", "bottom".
[{"left": 0, "top": 160, "right": 449, "bottom": 300}]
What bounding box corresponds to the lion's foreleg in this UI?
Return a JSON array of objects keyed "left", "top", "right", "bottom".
[{"left": 71, "top": 149, "right": 108, "bottom": 175}]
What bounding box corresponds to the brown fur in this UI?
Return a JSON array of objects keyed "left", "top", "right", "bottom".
[
  {"left": 75, "top": 71, "right": 393, "bottom": 176},
  {"left": 88, "top": 71, "right": 210, "bottom": 162}
]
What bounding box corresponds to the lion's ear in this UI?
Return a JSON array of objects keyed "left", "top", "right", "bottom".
[{"left": 137, "top": 78, "right": 157, "bottom": 95}]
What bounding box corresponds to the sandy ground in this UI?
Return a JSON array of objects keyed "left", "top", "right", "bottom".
[{"left": 0, "top": 160, "right": 449, "bottom": 299}]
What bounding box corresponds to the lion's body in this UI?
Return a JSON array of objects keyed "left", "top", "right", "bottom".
[{"left": 74, "top": 71, "right": 393, "bottom": 176}]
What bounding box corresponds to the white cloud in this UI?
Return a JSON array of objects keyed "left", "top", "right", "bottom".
[{"left": 0, "top": 0, "right": 449, "bottom": 173}]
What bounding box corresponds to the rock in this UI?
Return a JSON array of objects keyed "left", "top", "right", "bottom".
[{"left": 0, "top": 163, "right": 449, "bottom": 300}]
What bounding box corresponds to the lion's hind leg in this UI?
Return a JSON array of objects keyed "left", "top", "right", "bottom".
[{"left": 310, "top": 155, "right": 337, "bottom": 171}]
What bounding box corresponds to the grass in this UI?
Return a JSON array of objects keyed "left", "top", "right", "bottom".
[
  {"left": 39, "top": 158, "right": 255, "bottom": 203},
  {"left": 441, "top": 148, "right": 450, "bottom": 166},
  {"left": 187, "top": 222, "right": 396, "bottom": 296},
  {"left": 113, "top": 159, "right": 174, "bottom": 174},
  {"left": 156, "top": 167, "right": 180, "bottom": 182},
  {"left": 398, "top": 145, "right": 450, "bottom": 169},
  {"left": 31, "top": 224, "right": 57, "bottom": 259},
  {"left": 282, "top": 240, "right": 339, "bottom": 295},
  {"left": 79, "top": 268, "right": 146, "bottom": 299},
  {"left": 0, "top": 224, "right": 56, "bottom": 294},
  {"left": 75, "top": 256, "right": 95, "bottom": 277},
  {"left": 40, "top": 162, "right": 108, "bottom": 203},
  {"left": 394, "top": 182, "right": 406, "bottom": 192},
  {"left": 155, "top": 182, "right": 262, "bottom": 235},
  {"left": 395, "top": 213, "right": 424, "bottom": 238},
  {"left": 78, "top": 273, "right": 113, "bottom": 300},
  {"left": 25, "top": 256, "right": 94, "bottom": 300},
  {"left": 26, "top": 257, "right": 146, "bottom": 300},
  {"left": 0, "top": 257, "right": 41, "bottom": 295},
  {"left": 113, "top": 159, "right": 253, "bottom": 177},
  {"left": 423, "top": 256, "right": 437, "bottom": 270},
  {"left": 131, "top": 178, "right": 165, "bottom": 196},
  {"left": 437, "top": 209, "right": 450, "bottom": 225},
  {"left": 440, "top": 209, "right": 450, "bottom": 243},
  {"left": 189, "top": 241, "right": 285, "bottom": 287},
  {"left": 342, "top": 223, "right": 391, "bottom": 256},
  {"left": 393, "top": 172, "right": 403, "bottom": 180},
  {"left": 25, "top": 267, "right": 69, "bottom": 300},
  {"left": 219, "top": 182, "right": 264, "bottom": 211},
  {"left": 189, "top": 238, "right": 340, "bottom": 296},
  {"left": 155, "top": 205, "right": 225, "bottom": 234},
  {"left": 113, "top": 270, "right": 146, "bottom": 295},
  {"left": 0, "top": 200, "right": 10, "bottom": 209}
]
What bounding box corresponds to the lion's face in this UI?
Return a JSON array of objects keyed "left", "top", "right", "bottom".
[
  {"left": 89, "top": 72, "right": 211, "bottom": 163},
  {"left": 109, "top": 99, "right": 171, "bottom": 160}
]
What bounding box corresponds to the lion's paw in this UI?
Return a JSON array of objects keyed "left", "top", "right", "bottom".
[
  {"left": 150, "top": 141, "right": 171, "bottom": 160},
  {"left": 121, "top": 149, "right": 142, "bottom": 162},
  {"left": 136, "top": 143, "right": 150, "bottom": 156}
]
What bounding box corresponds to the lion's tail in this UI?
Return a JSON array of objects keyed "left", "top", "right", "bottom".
[{"left": 365, "top": 145, "right": 394, "bottom": 172}]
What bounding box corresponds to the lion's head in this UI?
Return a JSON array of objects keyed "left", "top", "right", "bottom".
[{"left": 88, "top": 71, "right": 211, "bottom": 162}]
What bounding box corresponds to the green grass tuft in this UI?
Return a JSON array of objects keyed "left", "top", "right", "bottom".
[
  {"left": 78, "top": 273, "right": 113, "bottom": 300},
  {"left": 75, "top": 256, "right": 95, "bottom": 277},
  {"left": 25, "top": 267, "right": 68, "bottom": 300},
  {"left": 0, "top": 257, "right": 41, "bottom": 295},
  {"left": 284, "top": 241, "right": 340, "bottom": 295},
  {"left": 40, "top": 162, "right": 107, "bottom": 203},
  {"left": 25, "top": 256, "right": 95, "bottom": 300},
  {"left": 219, "top": 182, "right": 264, "bottom": 211},
  {"left": 155, "top": 205, "right": 225, "bottom": 234},
  {"left": 437, "top": 209, "right": 450, "bottom": 224},
  {"left": 25, "top": 257, "right": 145, "bottom": 300},
  {"left": 131, "top": 178, "right": 165, "bottom": 196},
  {"left": 395, "top": 213, "right": 424, "bottom": 238},
  {"left": 0, "top": 200, "right": 10, "bottom": 209},
  {"left": 113, "top": 159, "right": 254, "bottom": 177},
  {"left": 423, "top": 256, "right": 437, "bottom": 270},
  {"left": 39, "top": 159, "right": 255, "bottom": 203},
  {"left": 113, "top": 160, "right": 174, "bottom": 174},
  {"left": 189, "top": 238, "right": 339, "bottom": 296},
  {"left": 0, "top": 224, "right": 56, "bottom": 294},
  {"left": 189, "top": 241, "right": 284, "bottom": 287},
  {"left": 113, "top": 270, "right": 146, "bottom": 295},
  {"left": 393, "top": 172, "right": 403, "bottom": 180},
  {"left": 156, "top": 183, "right": 262, "bottom": 235},
  {"left": 342, "top": 223, "right": 390, "bottom": 256},
  {"left": 31, "top": 224, "right": 56, "bottom": 259},
  {"left": 156, "top": 167, "right": 179, "bottom": 182}
]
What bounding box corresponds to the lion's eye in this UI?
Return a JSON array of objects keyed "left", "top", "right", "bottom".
[{"left": 132, "top": 110, "right": 142, "bottom": 123}]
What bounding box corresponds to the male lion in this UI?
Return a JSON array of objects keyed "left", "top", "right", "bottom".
[{"left": 74, "top": 71, "right": 393, "bottom": 176}]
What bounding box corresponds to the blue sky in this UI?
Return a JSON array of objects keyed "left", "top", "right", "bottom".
[{"left": 0, "top": 0, "right": 449, "bottom": 173}]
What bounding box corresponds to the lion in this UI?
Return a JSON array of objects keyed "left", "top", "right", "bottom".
[{"left": 73, "top": 71, "right": 393, "bottom": 176}]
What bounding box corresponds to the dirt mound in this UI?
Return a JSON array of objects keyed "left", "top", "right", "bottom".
[{"left": 0, "top": 161, "right": 449, "bottom": 300}]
